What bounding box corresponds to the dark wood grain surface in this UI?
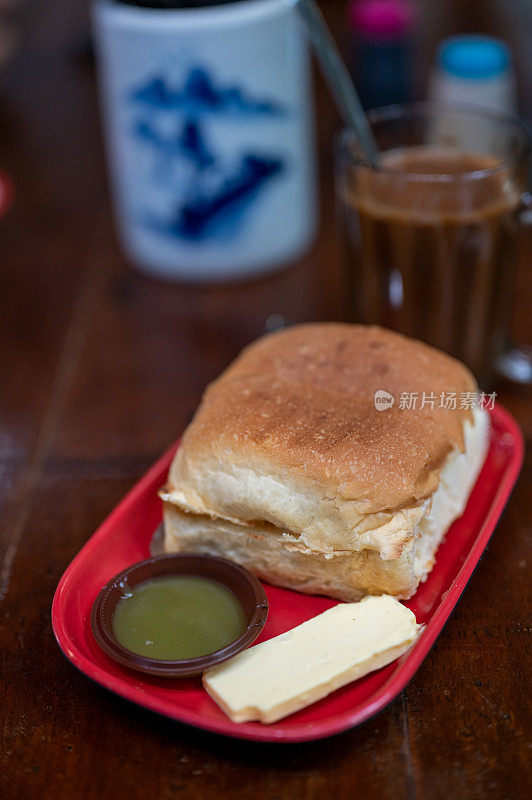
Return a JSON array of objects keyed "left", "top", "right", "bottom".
[{"left": 1, "top": 2, "right": 531, "bottom": 798}]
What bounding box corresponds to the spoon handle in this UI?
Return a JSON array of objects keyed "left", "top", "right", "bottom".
[{"left": 293, "top": 0, "right": 379, "bottom": 166}]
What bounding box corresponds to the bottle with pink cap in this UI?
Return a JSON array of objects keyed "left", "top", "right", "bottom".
[{"left": 347, "top": 0, "right": 417, "bottom": 110}]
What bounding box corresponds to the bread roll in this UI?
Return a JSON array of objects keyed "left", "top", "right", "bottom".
[{"left": 161, "top": 323, "right": 489, "bottom": 600}]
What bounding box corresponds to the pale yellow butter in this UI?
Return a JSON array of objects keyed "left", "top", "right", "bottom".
[{"left": 202, "top": 595, "right": 420, "bottom": 724}]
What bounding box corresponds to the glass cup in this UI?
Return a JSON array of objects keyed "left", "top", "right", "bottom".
[{"left": 335, "top": 102, "right": 531, "bottom": 388}]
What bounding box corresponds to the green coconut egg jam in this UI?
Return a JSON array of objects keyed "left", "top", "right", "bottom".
[{"left": 112, "top": 575, "right": 248, "bottom": 660}]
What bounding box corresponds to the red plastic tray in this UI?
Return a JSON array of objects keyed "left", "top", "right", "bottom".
[{"left": 52, "top": 404, "right": 523, "bottom": 742}]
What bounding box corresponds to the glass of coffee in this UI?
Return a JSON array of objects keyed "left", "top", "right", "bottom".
[{"left": 335, "top": 103, "right": 531, "bottom": 388}]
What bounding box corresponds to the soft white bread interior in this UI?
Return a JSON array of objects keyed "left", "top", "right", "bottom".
[
  {"left": 164, "top": 406, "right": 488, "bottom": 600},
  {"left": 162, "top": 324, "right": 490, "bottom": 600}
]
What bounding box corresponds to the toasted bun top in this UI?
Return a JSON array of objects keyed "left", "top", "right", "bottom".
[{"left": 166, "top": 324, "right": 479, "bottom": 532}]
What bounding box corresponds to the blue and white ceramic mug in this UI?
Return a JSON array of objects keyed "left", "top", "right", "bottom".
[{"left": 92, "top": 0, "right": 317, "bottom": 281}]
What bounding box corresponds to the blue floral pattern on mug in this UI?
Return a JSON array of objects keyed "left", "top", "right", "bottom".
[{"left": 128, "top": 66, "right": 288, "bottom": 241}]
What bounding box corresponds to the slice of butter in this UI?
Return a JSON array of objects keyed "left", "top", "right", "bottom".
[{"left": 202, "top": 595, "right": 420, "bottom": 724}]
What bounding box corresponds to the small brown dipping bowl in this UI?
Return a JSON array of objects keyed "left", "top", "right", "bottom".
[{"left": 91, "top": 553, "right": 269, "bottom": 677}]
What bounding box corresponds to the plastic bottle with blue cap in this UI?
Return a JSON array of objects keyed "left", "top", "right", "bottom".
[{"left": 429, "top": 35, "right": 517, "bottom": 116}]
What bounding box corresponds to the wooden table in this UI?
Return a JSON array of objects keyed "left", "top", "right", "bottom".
[{"left": 1, "top": 2, "right": 530, "bottom": 798}]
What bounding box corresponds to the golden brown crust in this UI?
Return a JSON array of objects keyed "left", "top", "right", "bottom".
[
  {"left": 162, "top": 324, "right": 488, "bottom": 599},
  {"left": 167, "top": 323, "right": 477, "bottom": 514}
]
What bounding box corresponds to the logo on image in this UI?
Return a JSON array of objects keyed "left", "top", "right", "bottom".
[{"left": 374, "top": 390, "right": 395, "bottom": 411}]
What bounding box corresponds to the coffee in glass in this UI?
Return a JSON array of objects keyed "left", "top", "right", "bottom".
[{"left": 336, "top": 103, "right": 530, "bottom": 387}]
